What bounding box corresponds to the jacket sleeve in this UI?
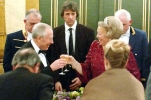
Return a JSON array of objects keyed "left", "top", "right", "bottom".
[
  {"left": 38, "top": 76, "right": 54, "bottom": 100},
  {"left": 3, "top": 35, "right": 13, "bottom": 72},
  {"left": 40, "top": 66, "right": 54, "bottom": 77}
]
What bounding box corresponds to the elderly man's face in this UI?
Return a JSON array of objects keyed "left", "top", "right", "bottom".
[
  {"left": 39, "top": 28, "right": 54, "bottom": 50},
  {"left": 24, "top": 13, "right": 41, "bottom": 33},
  {"left": 117, "top": 15, "right": 132, "bottom": 34}
]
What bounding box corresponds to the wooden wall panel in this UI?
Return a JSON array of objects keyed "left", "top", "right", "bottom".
[
  {"left": 0, "top": 0, "right": 5, "bottom": 73},
  {"left": 99, "top": 0, "right": 151, "bottom": 41},
  {"left": 26, "top": 0, "right": 39, "bottom": 11},
  {"left": 0, "top": 0, "right": 6, "bottom": 64}
]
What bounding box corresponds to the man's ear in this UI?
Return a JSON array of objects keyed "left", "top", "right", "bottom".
[
  {"left": 33, "top": 63, "right": 40, "bottom": 73},
  {"left": 23, "top": 19, "right": 26, "bottom": 24},
  {"left": 129, "top": 19, "right": 132, "bottom": 26}
]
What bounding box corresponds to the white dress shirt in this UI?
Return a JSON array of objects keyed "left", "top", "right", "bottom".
[
  {"left": 119, "top": 27, "right": 130, "bottom": 44},
  {"left": 27, "top": 31, "right": 32, "bottom": 41},
  {"left": 65, "top": 20, "right": 77, "bottom": 55},
  {"left": 31, "top": 40, "right": 47, "bottom": 67}
]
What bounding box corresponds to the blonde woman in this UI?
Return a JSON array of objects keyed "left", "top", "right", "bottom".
[
  {"left": 65, "top": 16, "right": 140, "bottom": 85},
  {"left": 80, "top": 40, "right": 144, "bottom": 100}
]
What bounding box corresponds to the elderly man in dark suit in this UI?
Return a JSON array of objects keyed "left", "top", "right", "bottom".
[
  {"left": 3, "top": 8, "right": 41, "bottom": 72},
  {"left": 115, "top": 9, "right": 149, "bottom": 88},
  {"left": 0, "top": 48, "right": 54, "bottom": 100},
  {"left": 21, "top": 22, "right": 66, "bottom": 77},
  {"left": 46, "top": 1, "right": 95, "bottom": 91}
]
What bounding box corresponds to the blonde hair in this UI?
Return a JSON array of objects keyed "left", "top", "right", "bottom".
[
  {"left": 98, "top": 16, "right": 123, "bottom": 39},
  {"left": 104, "top": 39, "right": 130, "bottom": 68}
]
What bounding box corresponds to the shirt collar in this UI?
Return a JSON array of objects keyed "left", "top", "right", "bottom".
[
  {"left": 65, "top": 20, "right": 77, "bottom": 32},
  {"left": 31, "top": 39, "right": 40, "bottom": 54},
  {"left": 124, "top": 27, "right": 130, "bottom": 36}
]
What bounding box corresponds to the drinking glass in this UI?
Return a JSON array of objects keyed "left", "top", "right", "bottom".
[{"left": 59, "top": 54, "right": 69, "bottom": 75}]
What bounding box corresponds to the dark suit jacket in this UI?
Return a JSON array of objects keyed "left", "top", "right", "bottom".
[
  {"left": 21, "top": 41, "right": 54, "bottom": 77},
  {"left": 46, "top": 24, "right": 95, "bottom": 91},
  {"left": 129, "top": 27, "right": 148, "bottom": 70},
  {"left": 0, "top": 67, "right": 54, "bottom": 100},
  {"left": 3, "top": 30, "right": 27, "bottom": 72},
  {"left": 129, "top": 27, "right": 149, "bottom": 88}
]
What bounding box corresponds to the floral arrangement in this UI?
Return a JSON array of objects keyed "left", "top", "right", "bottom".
[{"left": 52, "top": 87, "right": 84, "bottom": 100}]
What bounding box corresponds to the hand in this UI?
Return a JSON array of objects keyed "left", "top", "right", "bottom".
[
  {"left": 67, "top": 56, "right": 76, "bottom": 65},
  {"left": 60, "top": 54, "right": 69, "bottom": 63},
  {"left": 55, "top": 82, "right": 62, "bottom": 91},
  {"left": 60, "top": 54, "right": 75, "bottom": 65},
  {"left": 69, "top": 77, "right": 82, "bottom": 90},
  {"left": 50, "top": 59, "right": 66, "bottom": 71}
]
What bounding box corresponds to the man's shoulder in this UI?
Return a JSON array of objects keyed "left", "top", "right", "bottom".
[
  {"left": 6, "top": 30, "right": 24, "bottom": 40},
  {"left": 20, "top": 41, "right": 32, "bottom": 49},
  {"left": 7, "top": 30, "right": 22, "bottom": 36},
  {"left": 53, "top": 24, "right": 94, "bottom": 31},
  {"left": 133, "top": 27, "right": 146, "bottom": 35},
  {"left": 37, "top": 73, "right": 53, "bottom": 79},
  {"left": 53, "top": 25, "right": 64, "bottom": 30},
  {"left": 30, "top": 72, "right": 53, "bottom": 82},
  {"left": 77, "top": 24, "right": 94, "bottom": 31}
]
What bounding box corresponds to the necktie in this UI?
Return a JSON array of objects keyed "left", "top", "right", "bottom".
[
  {"left": 38, "top": 50, "right": 49, "bottom": 67},
  {"left": 68, "top": 28, "right": 74, "bottom": 55},
  {"left": 38, "top": 50, "right": 46, "bottom": 55}
]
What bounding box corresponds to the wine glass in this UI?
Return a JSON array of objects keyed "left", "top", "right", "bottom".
[
  {"left": 59, "top": 54, "right": 69, "bottom": 75},
  {"left": 64, "top": 65, "right": 69, "bottom": 72}
]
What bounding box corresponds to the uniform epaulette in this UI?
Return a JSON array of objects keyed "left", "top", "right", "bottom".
[{"left": 131, "top": 26, "right": 136, "bottom": 35}]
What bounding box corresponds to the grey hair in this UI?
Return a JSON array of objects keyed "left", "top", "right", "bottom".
[
  {"left": 25, "top": 8, "right": 42, "bottom": 20},
  {"left": 12, "top": 48, "right": 41, "bottom": 68},
  {"left": 114, "top": 9, "right": 131, "bottom": 21},
  {"left": 32, "top": 22, "right": 52, "bottom": 38}
]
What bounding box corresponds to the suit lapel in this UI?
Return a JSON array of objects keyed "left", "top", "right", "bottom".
[
  {"left": 129, "top": 27, "right": 136, "bottom": 50},
  {"left": 57, "top": 26, "right": 67, "bottom": 54},
  {"left": 27, "top": 41, "right": 34, "bottom": 49},
  {"left": 75, "top": 24, "right": 81, "bottom": 57}
]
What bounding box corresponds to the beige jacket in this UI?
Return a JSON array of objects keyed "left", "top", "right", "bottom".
[{"left": 80, "top": 68, "right": 144, "bottom": 100}]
